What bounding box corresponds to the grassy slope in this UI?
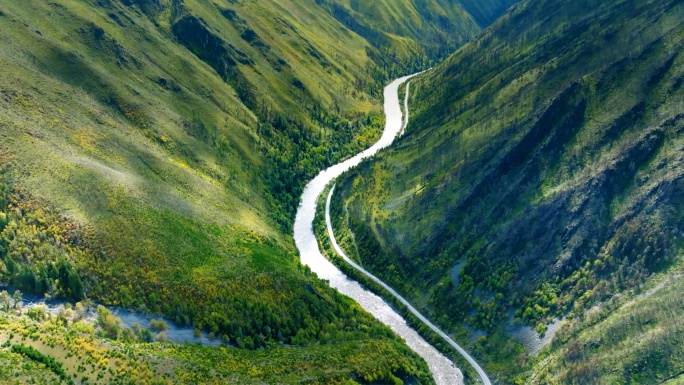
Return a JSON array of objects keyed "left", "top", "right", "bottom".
[
  {"left": 335, "top": 0, "right": 684, "bottom": 381},
  {"left": 318, "top": 0, "right": 480, "bottom": 68},
  {"left": 0, "top": 0, "right": 484, "bottom": 382},
  {"left": 529, "top": 268, "right": 684, "bottom": 384},
  {"left": 0, "top": 0, "right": 319, "bottom": 331}
]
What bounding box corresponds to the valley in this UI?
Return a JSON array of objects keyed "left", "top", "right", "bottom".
[
  {"left": 2, "top": 0, "right": 683, "bottom": 383},
  {"left": 0, "top": 0, "right": 497, "bottom": 383},
  {"left": 294, "top": 73, "right": 467, "bottom": 385}
]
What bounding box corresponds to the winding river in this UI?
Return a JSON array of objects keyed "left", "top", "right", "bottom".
[{"left": 294, "top": 74, "right": 488, "bottom": 385}]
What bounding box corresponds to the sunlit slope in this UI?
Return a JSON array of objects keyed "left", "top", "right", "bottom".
[
  {"left": 335, "top": 0, "right": 684, "bottom": 381},
  {"left": 0, "top": 0, "right": 479, "bottom": 377}
]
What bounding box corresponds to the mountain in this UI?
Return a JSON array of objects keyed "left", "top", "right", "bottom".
[
  {"left": 332, "top": 0, "right": 684, "bottom": 382},
  {"left": 457, "top": 0, "right": 519, "bottom": 27},
  {"left": 0, "top": 0, "right": 493, "bottom": 383},
  {"left": 316, "top": 0, "right": 519, "bottom": 61},
  {"left": 316, "top": 0, "right": 478, "bottom": 66}
]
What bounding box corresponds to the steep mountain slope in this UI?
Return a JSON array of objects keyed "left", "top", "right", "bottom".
[
  {"left": 457, "top": 0, "right": 519, "bottom": 27},
  {"left": 333, "top": 0, "right": 684, "bottom": 381},
  {"left": 316, "top": 0, "right": 479, "bottom": 70},
  {"left": 0, "top": 0, "right": 487, "bottom": 382},
  {"left": 1, "top": 0, "right": 375, "bottom": 345}
]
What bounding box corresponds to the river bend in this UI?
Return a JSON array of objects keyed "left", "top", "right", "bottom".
[{"left": 294, "top": 74, "right": 465, "bottom": 385}]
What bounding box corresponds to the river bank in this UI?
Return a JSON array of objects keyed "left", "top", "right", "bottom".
[{"left": 293, "top": 74, "right": 465, "bottom": 385}]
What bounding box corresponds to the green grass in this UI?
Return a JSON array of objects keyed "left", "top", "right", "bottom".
[
  {"left": 0, "top": 349, "right": 62, "bottom": 385},
  {"left": 315, "top": 0, "right": 480, "bottom": 69},
  {"left": 334, "top": 0, "right": 684, "bottom": 381},
  {"left": 11, "top": 344, "right": 70, "bottom": 384},
  {"left": 0, "top": 0, "right": 489, "bottom": 380},
  {"left": 457, "top": 0, "right": 519, "bottom": 27}
]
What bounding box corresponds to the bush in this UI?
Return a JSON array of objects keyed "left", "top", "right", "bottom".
[
  {"left": 26, "top": 305, "right": 48, "bottom": 321},
  {"left": 149, "top": 319, "right": 167, "bottom": 333}
]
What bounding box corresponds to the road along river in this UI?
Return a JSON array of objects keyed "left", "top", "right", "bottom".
[
  {"left": 294, "top": 74, "right": 488, "bottom": 385},
  {"left": 325, "top": 186, "right": 491, "bottom": 385}
]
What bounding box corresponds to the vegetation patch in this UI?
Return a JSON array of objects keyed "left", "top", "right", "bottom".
[{"left": 11, "top": 344, "right": 71, "bottom": 384}]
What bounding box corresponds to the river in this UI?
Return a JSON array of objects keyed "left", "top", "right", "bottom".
[{"left": 294, "top": 74, "right": 469, "bottom": 385}]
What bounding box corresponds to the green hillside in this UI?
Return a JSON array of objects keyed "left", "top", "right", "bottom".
[
  {"left": 333, "top": 0, "right": 684, "bottom": 381},
  {"left": 0, "top": 0, "right": 487, "bottom": 382},
  {"left": 0, "top": 0, "right": 377, "bottom": 347},
  {"left": 457, "top": 0, "right": 518, "bottom": 27},
  {"left": 316, "top": 0, "right": 479, "bottom": 71}
]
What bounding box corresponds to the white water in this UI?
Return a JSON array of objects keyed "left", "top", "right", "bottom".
[{"left": 294, "top": 74, "right": 467, "bottom": 385}]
